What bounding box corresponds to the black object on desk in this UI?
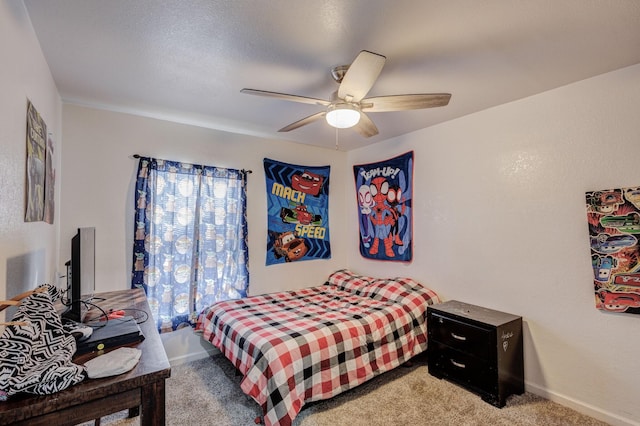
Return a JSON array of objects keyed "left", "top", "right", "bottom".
[{"left": 76, "top": 316, "right": 144, "bottom": 355}]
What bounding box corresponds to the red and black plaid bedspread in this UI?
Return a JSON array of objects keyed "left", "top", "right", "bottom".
[{"left": 197, "top": 270, "right": 440, "bottom": 426}]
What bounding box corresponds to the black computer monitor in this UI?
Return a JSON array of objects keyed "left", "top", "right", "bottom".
[{"left": 62, "top": 227, "right": 95, "bottom": 322}]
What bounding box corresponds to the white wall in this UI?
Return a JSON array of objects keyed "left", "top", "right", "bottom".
[
  {"left": 60, "top": 104, "right": 348, "bottom": 362},
  {"left": 0, "top": 0, "right": 61, "bottom": 318},
  {"left": 60, "top": 105, "right": 348, "bottom": 294},
  {"left": 347, "top": 64, "right": 640, "bottom": 426}
]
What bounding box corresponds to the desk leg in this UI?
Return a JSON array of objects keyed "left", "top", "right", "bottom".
[
  {"left": 140, "top": 380, "right": 166, "bottom": 426},
  {"left": 128, "top": 406, "right": 140, "bottom": 418}
]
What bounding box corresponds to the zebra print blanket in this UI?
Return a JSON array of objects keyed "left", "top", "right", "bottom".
[{"left": 0, "top": 285, "right": 85, "bottom": 400}]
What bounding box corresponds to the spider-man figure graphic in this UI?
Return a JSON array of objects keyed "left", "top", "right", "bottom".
[
  {"left": 369, "top": 176, "right": 397, "bottom": 257},
  {"left": 387, "top": 184, "right": 405, "bottom": 247}
]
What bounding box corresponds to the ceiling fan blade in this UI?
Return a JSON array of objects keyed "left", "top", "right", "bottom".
[
  {"left": 338, "top": 50, "right": 386, "bottom": 103},
  {"left": 361, "top": 93, "right": 451, "bottom": 112},
  {"left": 353, "top": 112, "right": 378, "bottom": 138},
  {"left": 241, "top": 88, "right": 331, "bottom": 106},
  {"left": 278, "top": 111, "right": 327, "bottom": 132}
]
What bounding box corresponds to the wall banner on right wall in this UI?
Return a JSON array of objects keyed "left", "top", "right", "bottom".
[
  {"left": 586, "top": 186, "right": 640, "bottom": 314},
  {"left": 353, "top": 151, "right": 413, "bottom": 262}
]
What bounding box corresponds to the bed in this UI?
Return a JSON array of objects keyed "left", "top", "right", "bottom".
[{"left": 197, "top": 269, "right": 440, "bottom": 426}]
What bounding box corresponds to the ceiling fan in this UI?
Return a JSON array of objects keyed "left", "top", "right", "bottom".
[{"left": 241, "top": 50, "right": 451, "bottom": 138}]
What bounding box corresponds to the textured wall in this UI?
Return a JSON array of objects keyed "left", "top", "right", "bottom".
[
  {"left": 60, "top": 105, "right": 348, "bottom": 297},
  {"left": 0, "top": 1, "right": 61, "bottom": 316},
  {"left": 347, "top": 64, "right": 640, "bottom": 426}
]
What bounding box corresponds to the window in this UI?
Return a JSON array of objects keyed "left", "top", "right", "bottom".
[{"left": 131, "top": 157, "right": 249, "bottom": 333}]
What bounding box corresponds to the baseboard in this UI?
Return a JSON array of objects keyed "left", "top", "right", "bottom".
[
  {"left": 168, "top": 346, "right": 219, "bottom": 367},
  {"left": 525, "top": 381, "right": 639, "bottom": 426}
]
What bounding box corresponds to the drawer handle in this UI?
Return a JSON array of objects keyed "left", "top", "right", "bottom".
[
  {"left": 450, "top": 332, "right": 467, "bottom": 341},
  {"left": 450, "top": 359, "right": 466, "bottom": 369}
]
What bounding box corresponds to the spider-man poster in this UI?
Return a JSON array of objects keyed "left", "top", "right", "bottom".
[{"left": 353, "top": 151, "right": 413, "bottom": 262}]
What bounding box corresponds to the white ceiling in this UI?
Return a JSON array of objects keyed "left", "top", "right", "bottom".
[{"left": 23, "top": 0, "right": 640, "bottom": 151}]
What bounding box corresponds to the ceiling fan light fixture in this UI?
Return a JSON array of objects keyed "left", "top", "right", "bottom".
[{"left": 326, "top": 103, "right": 361, "bottom": 129}]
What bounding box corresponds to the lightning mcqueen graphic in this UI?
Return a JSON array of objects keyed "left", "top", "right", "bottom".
[
  {"left": 613, "top": 273, "right": 640, "bottom": 286},
  {"left": 291, "top": 170, "right": 324, "bottom": 196},
  {"left": 597, "top": 290, "right": 640, "bottom": 312}
]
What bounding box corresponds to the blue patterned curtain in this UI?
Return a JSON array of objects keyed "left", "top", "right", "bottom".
[{"left": 131, "top": 157, "right": 249, "bottom": 333}]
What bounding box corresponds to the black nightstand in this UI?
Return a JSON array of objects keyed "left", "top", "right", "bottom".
[{"left": 427, "top": 300, "right": 524, "bottom": 407}]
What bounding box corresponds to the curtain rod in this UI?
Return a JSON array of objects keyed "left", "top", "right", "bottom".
[{"left": 133, "top": 154, "right": 252, "bottom": 174}]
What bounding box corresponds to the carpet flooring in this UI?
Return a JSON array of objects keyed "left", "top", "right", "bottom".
[{"left": 87, "top": 353, "right": 608, "bottom": 426}]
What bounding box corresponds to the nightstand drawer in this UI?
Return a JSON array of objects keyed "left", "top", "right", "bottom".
[
  {"left": 429, "top": 342, "right": 496, "bottom": 394},
  {"left": 429, "top": 313, "right": 492, "bottom": 359}
]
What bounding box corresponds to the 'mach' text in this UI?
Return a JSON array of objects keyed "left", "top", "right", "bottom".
[{"left": 272, "top": 182, "right": 306, "bottom": 203}]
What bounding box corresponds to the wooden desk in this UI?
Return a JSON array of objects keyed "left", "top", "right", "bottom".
[{"left": 0, "top": 289, "right": 171, "bottom": 426}]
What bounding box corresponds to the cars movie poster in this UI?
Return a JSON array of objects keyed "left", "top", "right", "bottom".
[
  {"left": 586, "top": 187, "right": 640, "bottom": 314},
  {"left": 354, "top": 151, "right": 413, "bottom": 262},
  {"left": 264, "top": 158, "right": 331, "bottom": 265}
]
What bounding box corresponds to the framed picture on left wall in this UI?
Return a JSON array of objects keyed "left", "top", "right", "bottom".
[
  {"left": 25, "top": 100, "right": 47, "bottom": 223},
  {"left": 43, "top": 133, "right": 55, "bottom": 224}
]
